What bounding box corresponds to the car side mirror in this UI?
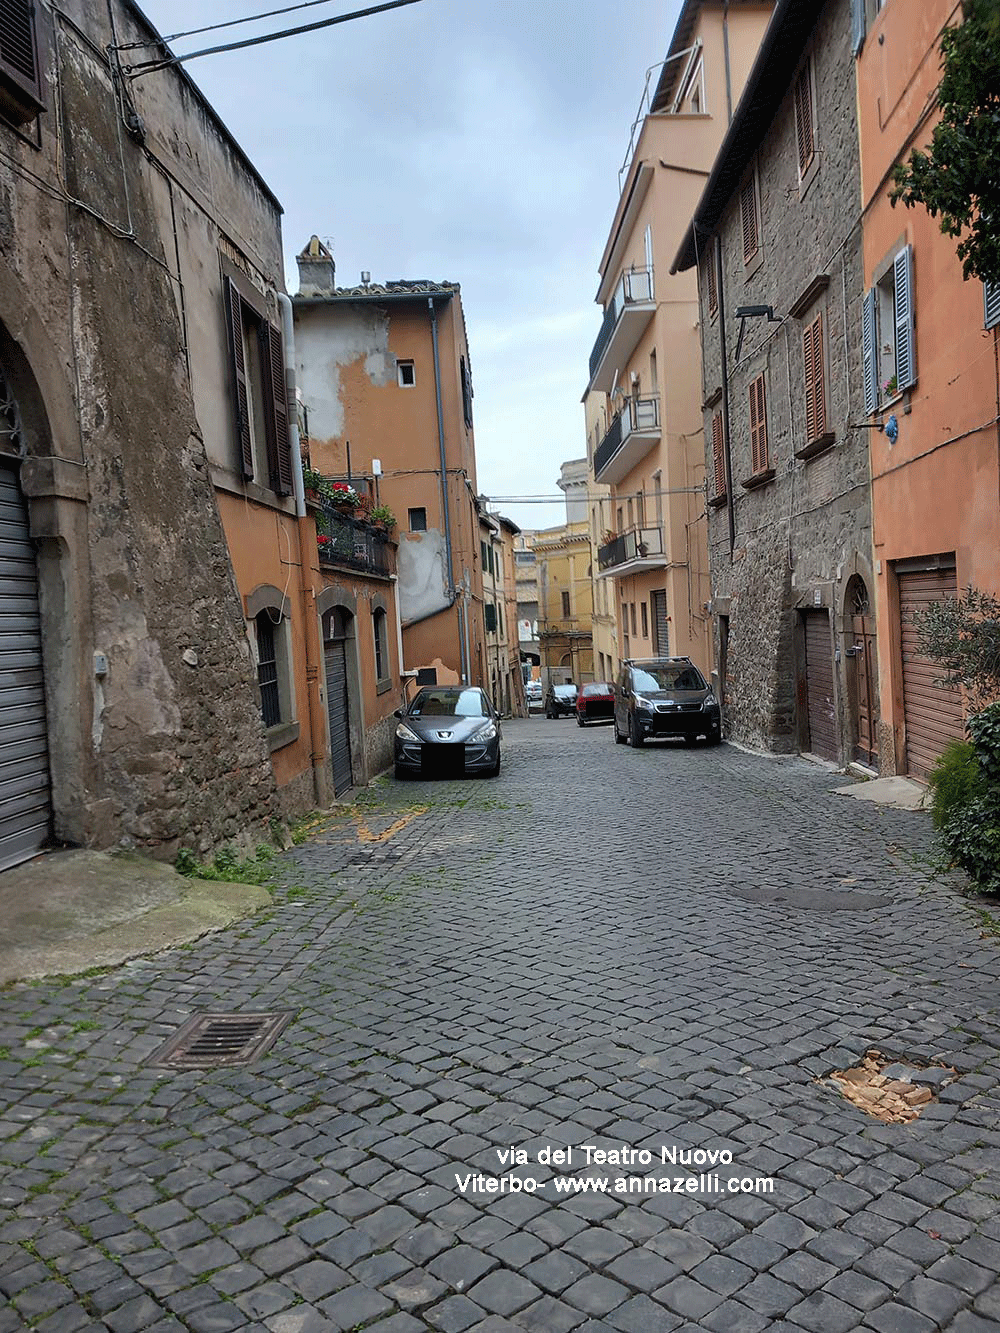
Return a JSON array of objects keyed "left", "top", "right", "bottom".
[{"left": 393, "top": 709, "right": 402, "bottom": 718}]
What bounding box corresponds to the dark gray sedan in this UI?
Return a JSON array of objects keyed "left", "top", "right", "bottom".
[{"left": 393, "top": 687, "right": 501, "bottom": 779}]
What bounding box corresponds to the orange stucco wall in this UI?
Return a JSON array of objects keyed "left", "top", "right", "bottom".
[{"left": 858, "top": 0, "right": 1000, "bottom": 772}]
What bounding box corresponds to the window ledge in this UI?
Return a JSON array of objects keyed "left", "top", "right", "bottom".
[
  {"left": 708, "top": 492, "right": 729, "bottom": 510},
  {"left": 265, "top": 720, "right": 300, "bottom": 753},
  {"left": 376, "top": 678, "right": 393, "bottom": 696},
  {"left": 740, "top": 468, "right": 775, "bottom": 491},
  {"left": 794, "top": 432, "right": 836, "bottom": 461},
  {"left": 744, "top": 249, "right": 764, "bottom": 280}
]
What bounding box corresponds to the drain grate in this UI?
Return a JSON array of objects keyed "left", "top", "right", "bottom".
[{"left": 150, "top": 1011, "right": 294, "bottom": 1069}]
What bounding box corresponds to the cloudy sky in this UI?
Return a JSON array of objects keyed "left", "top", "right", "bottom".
[{"left": 139, "top": 0, "right": 682, "bottom": 529}]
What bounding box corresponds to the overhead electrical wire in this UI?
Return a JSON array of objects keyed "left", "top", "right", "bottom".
[
  {"left": 123, "top": 0, "right": 422, "bottom": 77},
  {"left": 116, "top": 0, "right": 360, "bottom": 49}
]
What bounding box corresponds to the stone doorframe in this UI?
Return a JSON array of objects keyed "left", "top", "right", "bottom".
[
  {"left": 835, "top": 552, "right": 879, "bottom": 770},
  {"left": 317, "top": 584, "right": 366, "bottom": 789}
]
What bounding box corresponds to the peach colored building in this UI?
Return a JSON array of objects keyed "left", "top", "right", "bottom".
[
  {"left": 584, "top": 0, "right": 772, "bottom": 679},
  {"left": 293, "top": 240, "right": 486, "bottom": 694},
  {"left": 856, "top": 0, "right": 1000, "bottom": 777}
]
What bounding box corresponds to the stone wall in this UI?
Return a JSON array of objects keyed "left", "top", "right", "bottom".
[{"left": 700, "top": 0, "right": 873, "bottom": 767}]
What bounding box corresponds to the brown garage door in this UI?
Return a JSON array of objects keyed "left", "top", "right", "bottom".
[
  {"left": 803, "top": 610, "right": 837, "bottom": 760},
  {"left": 898, "top": 567, "right": 964, "bottom": 779}
]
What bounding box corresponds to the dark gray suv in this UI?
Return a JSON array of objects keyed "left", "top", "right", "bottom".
[{"left": 613, "top": 657, "right": 721, "bottom": 747}]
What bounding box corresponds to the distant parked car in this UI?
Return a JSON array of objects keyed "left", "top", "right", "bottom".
[
  {"left": 545, "top": 682, "right": 578, "bottom": 718},
  {"left": 394, "top": 686, "right": 501, "bottom": 778},
  {"left": 613, "top": 657, "right": 721, "bottom": 747},
  {"left": 576, "top": 682, "right": 615, "bottom": 726},
  {"left": 524, "top": 680, "right": 543, "bottom": 710}
]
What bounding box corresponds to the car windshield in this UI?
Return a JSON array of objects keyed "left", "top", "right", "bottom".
[
  {"left": 554, "top": 685, "right": 576, "bottom": 698},
  {"left": 581, "top": 683, "right": 611, "bottom": 697},
  {"left": 631, "top": 665, "right": 706, "bottom": 692},
  {"left": 410, "top": 689, "right": 489, "bottom": 717}
]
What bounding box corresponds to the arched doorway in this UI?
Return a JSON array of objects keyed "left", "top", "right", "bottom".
[
  {"left": 322, "top": 607, "right": 354, "bottom": 796},
  {"left": 0, "top": 372, "right": 53, "bottom": 868},
  {"left": 846, "top": 575, "right": 878, "bottom": 768}
]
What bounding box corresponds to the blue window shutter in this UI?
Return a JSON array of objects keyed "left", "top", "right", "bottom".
[
  {"left": 851, "top": 0, "right": 866, "bottom": 53},
  {"left": 985, "top": 282, "right": 1000, "bottom": 330},
  {"left": 894, "top": 245, "right": 916, "bottom": 390},
  {"left": 862, "top": 288, "right": 878, "bottom": 414}
]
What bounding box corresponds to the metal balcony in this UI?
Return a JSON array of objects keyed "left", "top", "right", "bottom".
[
  {"left": 597, "top": 525, "right": 666, "bottom": 578},
  {"left": 593, "top": 396, "right": 661, "bottom": 485},
  {"left": 588, "top": 267, "right": 656, "bottom": 394},
  {"left": 316, "top": 506, "right": 395, "bottom": 577}
]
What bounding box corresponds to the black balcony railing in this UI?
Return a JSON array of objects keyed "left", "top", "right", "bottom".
[
  {"left": 593, "top": 396, "right": 660, "bottom": 479},
  {"left": 588, "top": 267, "right": 655, "bottom": 381},
  {"left": 316, "top": 505, "right": 395, "bottom": 577},
  {"left": 598, "top": 525, "right": 664, "bottom": 571}
]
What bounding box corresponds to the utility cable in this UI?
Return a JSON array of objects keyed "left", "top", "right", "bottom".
[
  {"left": 124, "top": 0, "right": 422, "bottom": 78},
  {"left": 116, "top": 0, "right": 355, "bottom": 49}
]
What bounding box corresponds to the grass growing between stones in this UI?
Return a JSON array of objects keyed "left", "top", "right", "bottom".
[{"left": 174, "top": 843, "right": 278, "bottom": 886}]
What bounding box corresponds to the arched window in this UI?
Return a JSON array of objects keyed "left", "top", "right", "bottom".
[
  {"left": 255, "top": 609, "right": 283, "bottom": 726},
  {"left": 373, "top": 607, "right": 389, "bottom": 684}
]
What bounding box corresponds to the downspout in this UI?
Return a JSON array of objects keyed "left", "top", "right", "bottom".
[
  {"left": 277, "top": 291, "right": 328, "bottom": 802},
  {"left": 428, "top": 295, "right": 469, "bottom": 682},
  {"left": 715, "top": 233, "right": 736, "bottom": 559},
  {"left": 722, "top": 1, "right": 734, "bottom": 124}
]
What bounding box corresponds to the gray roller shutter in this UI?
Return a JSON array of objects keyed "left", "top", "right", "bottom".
[
  {"left": 324, "top": 611, "right": 353, "bottom": 796},
  {"left": 651, "top": 590, "right": 669, "bottom": 656},
  {"left": 0, "top": 463, "right": 51, "bottom": 870},
  {"left": 898, "top": 566, "right": 964, "bottom": 779}
]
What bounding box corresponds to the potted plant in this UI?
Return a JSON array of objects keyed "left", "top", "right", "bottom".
[
  {"left": 370, "top": 504, "right": 397, "bottom": 531},
  {"left": 328, "top": 481, "right": 361, "bottom": 511},
  {"left": 302, "top": 466, "right": 328, "bottom": 506}
]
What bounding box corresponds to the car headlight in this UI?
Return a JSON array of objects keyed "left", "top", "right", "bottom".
[
  {"left": 703, "top": 693, "right": 718, "bottom": 709},
  {"left": 635, "top": 697, "right": 654, "bottom": 711},
  {"left": 469, "top": 721, "right": 497, "bottom": 741},
  {"left": 395, "top": 721, "right": 420, "bottom": 742}
]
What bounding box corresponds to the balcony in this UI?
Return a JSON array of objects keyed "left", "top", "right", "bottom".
[
  {"left": 597, "top": 525, "right": 667, "bottom": 578},
  {"left": 316, "top": 505, "right": 395, "bottom": 578},
  {"left": 588, "top": 267, "right": 656, "bottom": 394},
  {"left": 593, "top": 396, "right": 661, "bottom": 485}
]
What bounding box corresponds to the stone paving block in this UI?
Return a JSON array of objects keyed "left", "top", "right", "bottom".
[
  {"left": 561, "top": 1270, "right": 630, "bottom": 1317},
  {"left": 515, "top": 1293, "right": 588, "bottom": 1332},
  {"left": 654, "top": 1274, "right": 726, "bottom": 1321},
  {"left": 861, "top": 1300, "right": 938, "bottom": 1333},
  {"left": 700, "top": 1299, "right": 772, "bottom": 1333},
  {"left": 429, "top": 1245, "right": 498, "bottom": 1292},
  {"left": 424, "top": 1293, "right": 486, "bottom": 1332}
]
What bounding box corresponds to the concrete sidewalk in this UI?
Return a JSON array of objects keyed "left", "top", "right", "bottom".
[{"left": 0, "top": 849, "right": 271, "bottom": 985}]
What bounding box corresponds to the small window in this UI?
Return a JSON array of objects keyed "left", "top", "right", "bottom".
[
  {"left": 373, "top": 608, "right": 389, "bottom": 682},
  {"left": 485, "top": 602, "right": 497, "bottom": 633},
  {"left": 408, "top": 507, "right": 427, "bottom": 531},
  {"left": 794, "top": 60, "right": 816, "bottom": 178},
  {"left": 985, "top": 282, "right": 1000, "bottom": 331},
  {"left": 740, "top": 174, "right": 759, "bottom": 265},
  {"left": 224, "top": 277, "right": 292, "bottom": 495},
  {"left": 561, "top": 590, "right": 571, "bottom": 618},
  {"left": 460, "top": 355, "right": 474, "bottom": 427},
  {"left": 863, "top": 246, "right": 915, "bottom": 411},
  {"left": 803, "top": 315, "right": 827, "bottom": 441},
  {"left": 649, "top": 348, "right": 658, "bottom": 390},
  {"left": 641, "top": 601, "right": 648, "bottom": 638},
  {"left": 711, "top": 411, "right": 726, "bottom": 499},
  {"left": 749, "top": 373, "right": 769, "bottom": 471},
  {"left": 397, "top": 360, "right": 415, "bottom": 387},
  {"left": 480, "top": 539, "right": 488, "bottom": 568}
]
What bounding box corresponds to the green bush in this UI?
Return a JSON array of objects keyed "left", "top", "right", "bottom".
[
  {"left": 940, "top": 790, "right": 1000, "bottom": 896},
  {"left": 927, "top": 739, "right": 984, "bottom": 831},
  {"left": 967, "top": 701, "right": 1000, "bottom": 783}
]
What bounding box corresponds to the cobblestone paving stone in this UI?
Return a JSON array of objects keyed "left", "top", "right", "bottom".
[{"left": 2, "top": 719, "right": 1000, "bottom": 1331}]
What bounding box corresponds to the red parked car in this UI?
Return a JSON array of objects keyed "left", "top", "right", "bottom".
[{"left": 576, "top": 681, "right": 615, "bottom": 726}]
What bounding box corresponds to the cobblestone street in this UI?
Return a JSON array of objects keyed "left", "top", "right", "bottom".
[{"left": 3, "top": 719, "right": 1000, "bottom": 1332}]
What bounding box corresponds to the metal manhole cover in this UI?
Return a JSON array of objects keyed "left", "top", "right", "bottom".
[{"left": 149, "top": 1011, "right": 294, "bottom": 1069}]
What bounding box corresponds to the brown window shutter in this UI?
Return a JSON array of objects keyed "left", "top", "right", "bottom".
[
  {"left": 224, "top": 277, "right": 254, "bottom": 479},
  {"left": 740, "top": 178, "right": 758, "bottom": 263},
  {"left": 0, "top": 0, "right": 45, "bottom": 125},
  {"left": 794, "top": 64, "right": 814, "bottom": 175},
  {"left": 803, "top": 314, "right": 825, "bottom": 442},
  {"left": 264, "top": 322, "right": 293, "bottom": 495},
  {"left": 749, "top": 374, "right": 768, "bottom": 472},
  {"left": 712, "top": 410, "right": 725, "bottom": 496}
]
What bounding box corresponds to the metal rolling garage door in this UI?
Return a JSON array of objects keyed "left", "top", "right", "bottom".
[
  {"left": 324, "top": 611, "right": 353, "bottom": 796},
  {"left": 898, "top": 566, "right": 964, "bottom": 779},
  {"left": 0, "top": 463, "right": 52, "bottom": 870},
  {"left": 651, "top": 590, "right": 669, "bottom": 656},
  {"left": 803, "top": 610, "right": 837, "bottom": 760}
]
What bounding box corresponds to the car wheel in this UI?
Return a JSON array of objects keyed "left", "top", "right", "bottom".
[
  {"left": 576, "top": 715, "right": 584, "bottom": 727},
  {"left": 629, "top": 713, "right": 644, "bottom": 748},
  {"left": 487, "top": 754, "right": 501, "bottom": 777}
]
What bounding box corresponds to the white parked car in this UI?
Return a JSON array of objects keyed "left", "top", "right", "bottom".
[{"left": 524, "top": 680, "right": 543, "bottom": 709}]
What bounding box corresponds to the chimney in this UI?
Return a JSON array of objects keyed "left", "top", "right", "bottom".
[{"left": 296, "top": 235, "right": 336, "bottom": 296}]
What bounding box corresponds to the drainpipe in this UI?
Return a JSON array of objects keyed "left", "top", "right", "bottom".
[
  {"left": 277, "top": 291, "right": 328, "bottom": 802},
  {"left": 714, "top": 233, "right": 736, "bottom": 560},
  {"left": 428, "top": 295, "right": 469, "bottom": 682},
  {"left": 722, "top": 1, "right": 734, "bottom": 124}
]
